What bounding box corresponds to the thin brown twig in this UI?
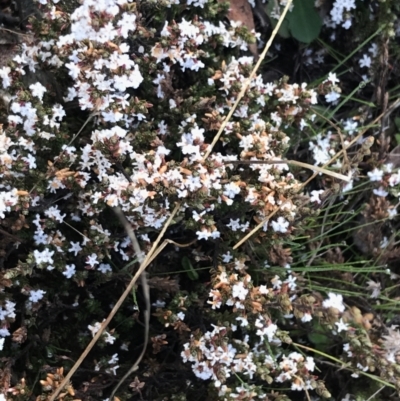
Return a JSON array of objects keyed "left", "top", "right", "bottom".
[
  {"left": 0, "top": 26, "right": 32, "bottom": 37},
  {"left": 233, "top": 207, "right": 280, "bottom": 250},
  {"left": 109, "top": 207, "right": 149, "bottom": 400},
  {"left": 224, "top": 159, "right": 350, "bottom": 181}
]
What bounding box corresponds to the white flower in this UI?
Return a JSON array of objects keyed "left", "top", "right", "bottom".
[
  {"left": 227, "top": 218, "right": 241, "bottom": 231},
  {"left": 34, "top": 248, "right": 55, "bottom": 264},
  {"left": 104, "top": 332, "right": 116, "bottom": 344},
  {"left": 196, "top": 229, "right": 211, "bottom": 240},
  {"left": 301, "top": 313, "right": 312, "bottom": 323},
  {"left": 108, "top": 353, "right": 119, "bottom": 364},
  {"left": 29, "top": 82, "right": 47, "bottom": 101},
  {"left": 223, "top": 182, "right": 241, "bottom": 198},
  {"left": 222, "top": 252, "right": 233, "bottom": 263},
  {"left": 271, "top": 217, "right": 289, "bottom": 233},
  {"left": 108, "top": 365, "right": 119, "bottom": 375},
  {"left": 284, "top": 274, "right": 297, "bottom": 290},
  {"left": 63, "top": 264, "right": 76, "bottom": 279},
  {"left": 68, "top": 241, "right": 82, "bottom": 256},
  {"left": 256, "top": 321, "right": 277, "bottom": 341},
  {"left": 44, "top": 206, "right": 66, "bottom": 223},
  {"left": 52, "top": 104, "right": 66, "bottom": 121},
  {"left": 373, "top": 187, "right": 388, "bottom": 197},
  {"left": 98, "top": 263, "right": 112, "bottom": 274},
  {"left": 367, "top": 168, "right": 383, "bottom": 181},
  {"left": 232, "top": 282, "right": 248, "bottom": 300},
  {"left": 325, "top": 72, "right": 340, "bottom": 85},
  {"left": 325, "top": 91, "right": 340, "bottom": 103},
  {"left": 359, "top": 54, "right": 372, "bottom": 68},
  {"left": 335, "top": 318, "right": 349, "bottom": 333},
  {"left": 0, "top": 67, "right": 11, "bottom": 88},
  {"left": 29, "top": 289, "right": 46, "bottom": 302},
  {"left": 88, "top": 321, "right": 102, "bottom": 337},
  {"left": 366, "top": 280, "right": 381, "bottom": 298},
  {"left": 343, "top": 119, "right": 358, "bottom": 134},
  {"left": 271, "top": 275, "right": 282, "bottom": 289},
  {"left": 0, "top": 338, "right": 4, "bottom": 351},
  {"left": 322, "top": 292, "right": 345, "bottom": 312},
  {"left": 86, "top": 253, "right": 99, "bottom": 267},
  {"left": 310, "top": 189, "right": 324, "bottom": 204}
]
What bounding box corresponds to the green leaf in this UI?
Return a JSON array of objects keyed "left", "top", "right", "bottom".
[
  {"left": 395, "top": 133, "right": 400, "bottom": 145},
  {"left": 181, "top": 256, "right": 199, "bottom": 280},
  {"left": 395, "top": 117, "right": 400, "bottom": 131},
  {"left": 307, "top": 321, "right": 331, "bottom": 350},
  {"left": 287, "top": 0, "right": 322, "bottom": 43}
]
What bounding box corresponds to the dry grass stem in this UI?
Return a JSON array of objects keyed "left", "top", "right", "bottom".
[{"left": 49, "top": 203, "right": 181, "bottom": 401}]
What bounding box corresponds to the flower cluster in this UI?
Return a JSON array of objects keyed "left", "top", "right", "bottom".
[{"left": 179, "top": 257, "right": 331, "bottom": 398}]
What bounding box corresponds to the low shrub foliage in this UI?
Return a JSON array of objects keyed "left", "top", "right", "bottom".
[{"left": 0, "top": 0, "right": 400, "bottom": 400}]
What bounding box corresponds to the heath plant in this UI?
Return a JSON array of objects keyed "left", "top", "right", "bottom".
[{"left": 0, "top": 0, "right": 400, "bottom": 401}]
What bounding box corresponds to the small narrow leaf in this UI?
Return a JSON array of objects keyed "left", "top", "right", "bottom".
[{"left": 181, "top": 256, "right": 199, "bottom": 280}]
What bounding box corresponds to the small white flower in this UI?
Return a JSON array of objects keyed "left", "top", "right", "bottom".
[
  {"left": 232, "top": 282, "right": 248, "bottom": 300},
  {"left": 34, "top": 248, "right": 55, "bottom": 264},
  {"left": 373, "top": 187, "right": 388, "bottom": 197},
  {"left": 301, "top": 313, "right": 312, "bottom": 323},
  {"left": 227, "top": 218, "right": 241, "bottom": 231},
  {"left": 222, "top": 252, "right": 233, "bottom": 263},
  {"left": 310, "top": 189, "right": 324, "bottom": 204},
  {"left": 271, "top": 217, "right": 289, "bottom": 233},
  {"left": 326, "top": 72, "right": 340, "bottom": 85},
  {"left": 196, "top": 229, "right": 211, "bottom": 240},
  {"left": 335, "top": 318, "right": 349, "bottom": 333},
  {"left": 367, "top": 168, "right": 383, "bottom": 181},
  {"left": 98, "top": 263, "right": 112, "bottom": 274},
  {"left": 108, "top": 365, "right": 119, "bottom": 375},
  {"left": 359, "top": 54, "right": 372, "bottom": 68},
  {"left": 88, "top": 321, "right": 102, "bottom": 337},
  {"left": 108, "top": 353, "right": 119, "bottom": 364},
  {"left": 29, "top": 82, "right": 47, "bottom": 101},
  {"left": 68, "top": 241, "right": 82, "bottom": 256},
  {"left": 0, "top": 66, "right": 11, "bottom": 88},
  {"left": 86, "top": 253, "right": 99, "bottom": 268},
  {"left": 305, "top": 356, "right": 315, "bottom": 371},
  {"left": 63, "top": 264, "right": 76, "bottom": 279},
  {"left": 322, "top": 292, "right": 345, "bottom": 312},
  {"left": 366, "top": 280, "right": 381, "bottom": 298},
  {"left": 325, "top": 91, "right": 340, "bottom": 103},
  {"left": 29, "top": 289, "right": 46, "bottom": 303}
]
